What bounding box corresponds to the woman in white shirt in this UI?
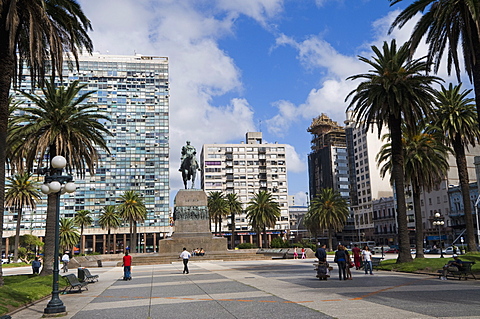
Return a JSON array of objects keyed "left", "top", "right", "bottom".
[{"left": 362, "top": 246, "right": 373, "bottom": 275}]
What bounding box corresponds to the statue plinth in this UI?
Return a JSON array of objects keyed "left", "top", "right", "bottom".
[{"left": 159, "top": 189, "right": 227, "bottom": 253}]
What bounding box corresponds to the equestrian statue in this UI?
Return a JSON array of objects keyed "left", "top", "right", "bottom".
[{"left": 179, "top": 141, "right": 199, "bottom": 189}]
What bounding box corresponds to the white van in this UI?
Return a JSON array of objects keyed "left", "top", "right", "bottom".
[{"left": 372, "top": 246, "right": 390, "bottom": 254}]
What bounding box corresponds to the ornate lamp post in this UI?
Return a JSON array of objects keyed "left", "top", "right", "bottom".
[
  {"left": 41, "top": 156, "right": 76, "bottom": 315},
  {"left": 433, "top": 212, "right": 445, "bottom": 259}
]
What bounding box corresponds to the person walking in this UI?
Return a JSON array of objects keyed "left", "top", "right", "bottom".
[
  {"left": 301, "top": 247, "right": 306, "bottom": 259},
  {"left": 352, "top": 244, "right": 361, "bottom": 270},
  {"left": 315, "top": 244, "right": 327, "bottom": 262},
  {"left": 123, "top": 251, "right": 132, "bottom": 280},
  {"left": 179, "top": 247, "right": 191, "bottom": 274},
  {"left": 334, "top": 245, "right": 348, "bottom": 280},
  {"left": 61, "top": 252, "right": 70, "bottom": 272},
  {"left": 362, "top": 246, "right": 373, "bottom": 275},
  {"left": 293, "top": 247, "right": 298, "bottom": 259},
  {"left": 345, "top": 249, "right": 353, "bottom": 280},
  {"left": 31, "top": 257, "right": 41, "bottom": 275}
]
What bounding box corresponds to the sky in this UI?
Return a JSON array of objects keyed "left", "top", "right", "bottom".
[{"left": 77, "top": 0, "right": 468, "bottom": 206}]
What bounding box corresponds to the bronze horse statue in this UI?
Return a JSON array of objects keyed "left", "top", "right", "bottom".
[{"left": 180, "top": 152, "right": 198, "bottom": 189}]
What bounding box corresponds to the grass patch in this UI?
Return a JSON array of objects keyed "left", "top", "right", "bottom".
[
  {"left": 1, "top": 263, "right": 30, "bottom": 268},
  {"left": 0, "top": 274, "right": 68, "bottom": 316},
  {"left": 377, "top": 252, "right": 480, "bottom": 273}
]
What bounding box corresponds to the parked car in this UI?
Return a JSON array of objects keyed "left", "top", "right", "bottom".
[
  {"left": 385, "top": 248, "right": 399, "bottom": 253},
  {"left": 424, "top": 248, "right": 441, "bottom": 254}
]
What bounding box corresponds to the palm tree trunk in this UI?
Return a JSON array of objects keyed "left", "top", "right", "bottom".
[
  {"left": 231, "top": 212, "right": 236, "bottom": 249},
  {"left": 41, "top": 194, "right": 57, "bottom": 276},
  {"left": 327, "top": 228, "right": 333, "bottom": 252},
  {"left": 133, "top": 223, "right": 138, "bottom": 253},
  {"left": 257, "top": 229, "right": 262, "bottom": 248},
  {"left": 390, "top": 117, "right": 413, "bottom": 263},
  {"left": 0, "top": 39, "right": 15, "bottom": 286},
  {"left": 453, "top": 139, "right": 477, "bottom": 252},
  {"left": 80, "top": 226, "right": 84, "bottom": 255},
  {"left": 129, "top": 221, "right": 133, "bottom": 253},
  {"left": 471, "top": 34, "right": 480, "bottom": 130},
  {"left": 263, "top": 226, "right": 268, "bottom": 248},
  {"left": 214, "top": 216, "right": 218, "bottom": 236},
  {"left": 107, "top": 229, "right": 111, "bottom": 254},
  {"left": 13, "top": 207, "right": 23, "bottom": 262},
  {"left": 412, "top": 183, "right": 425, "bottom": 259},
  {"left": 219, "top": 216, "right": 223, "bottom": 237}
]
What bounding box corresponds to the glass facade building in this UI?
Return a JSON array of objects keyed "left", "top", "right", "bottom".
[{"left": 3, "top": 54, "right": 170, "bottom": 252}]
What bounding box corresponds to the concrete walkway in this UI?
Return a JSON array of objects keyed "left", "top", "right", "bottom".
[{"left": 8, "top": 258, "right": 480, "bottom": 319}]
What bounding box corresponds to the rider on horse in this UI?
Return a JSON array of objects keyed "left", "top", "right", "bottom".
[{"left": 179, "top": 141, "right": 199, "bottom": 189}]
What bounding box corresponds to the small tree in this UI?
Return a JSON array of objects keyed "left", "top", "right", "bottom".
[{"left": 74, "top": 210, "right": 93, "bottom": 255}]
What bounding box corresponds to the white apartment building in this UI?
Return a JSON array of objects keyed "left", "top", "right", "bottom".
[
  {"left": 201, "top": 132, "right": 289, "bottom": 245},
  {"left": 345, "top": 112, "right": 393, "bottom": 242}
]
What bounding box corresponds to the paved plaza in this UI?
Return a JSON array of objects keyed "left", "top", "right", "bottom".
[{"left": 5, "top": 257, "right": 480, "bottom": 319}]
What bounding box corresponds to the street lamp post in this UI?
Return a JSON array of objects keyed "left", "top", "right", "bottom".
[
  {"left": 433, "top": 212, "right": 445, "bottom": 259},
  {"left": 41, "top": 156, "right": 76, "bottom": 315}
]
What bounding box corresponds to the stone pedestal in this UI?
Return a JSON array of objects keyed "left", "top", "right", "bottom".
[{"left": 159, "top": 189, "right": 227, "bottom": 253}]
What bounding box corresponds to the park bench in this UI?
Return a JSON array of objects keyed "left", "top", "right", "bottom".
[
  {"left": 437, "top": 261, "right": 476, "bottom": 280},
  {"left": 63, "top": 273, "right": 88, "bottom": 293},
  {"left": 360, "top": 257, "right": 383, "bottom": 271},
  {"left": 80, "top": 268, "right": 99, "bottom": 283}
]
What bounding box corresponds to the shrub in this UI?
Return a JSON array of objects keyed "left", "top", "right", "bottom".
[
  {"left": 236, "top": 243, "right": 257, "bottom": 249},
  {"left": 270, "top": 237, "right": 290, "bottom": 248}
]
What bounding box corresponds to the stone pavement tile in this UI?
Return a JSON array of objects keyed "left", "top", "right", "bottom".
[{"left": 11, "top": 266, "right": 123, "bottom": 319}]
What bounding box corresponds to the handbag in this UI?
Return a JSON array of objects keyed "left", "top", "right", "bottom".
[{"left": 349, "top": 261, "right": 355, "bottom": 268}]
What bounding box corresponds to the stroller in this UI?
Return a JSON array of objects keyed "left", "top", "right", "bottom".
[{"left": 314, "top": 261, "right": 331, "bottom": 280}]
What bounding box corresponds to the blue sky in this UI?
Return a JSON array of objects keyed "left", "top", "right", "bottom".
[{"left": 78, "top": 0, "right": 466, "bottom": 205}]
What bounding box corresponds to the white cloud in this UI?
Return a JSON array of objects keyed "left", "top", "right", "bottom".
[
  {"left": 285, "top": 144, "right": 306, "bottom": 173},
  {"left": 78, "top": 0, "right": 283, "bottom": 192}
]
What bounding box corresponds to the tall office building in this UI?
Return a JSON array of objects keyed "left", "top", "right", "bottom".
[
  {"left": 344, "top": 111, "right": 393, "bottom": 243},
  {"left": 3, "top": 53, "right": 170, "bottom": 254},
  {"left": 307, "top": 114, "right": 349, "bottom": 199},
  {"left": 307, "top": 114, "right": 355, "bottom": 244},
  {"left": 201, "top": 132, "right": 289, "bottom": 246}
]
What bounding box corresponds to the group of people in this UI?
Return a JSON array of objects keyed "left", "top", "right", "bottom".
[
  {"left": 315, "top": 244, "right": 375, "bottom": 281},
  {"left": 192, "top": 248, "right": 205, "bottom": 256},
  {"left": 293, "top": 247, "right": 306, "bottom": 259},
  {"left": 121, "top": 247, "right": 195, "bottom": 280}
]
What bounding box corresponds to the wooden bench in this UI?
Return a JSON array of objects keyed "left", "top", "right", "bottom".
[
  {"left": 82, "top": 268, "right": 99, "bottom": 283},
  {"left": 437, "top": 261, "right": 476, "bottom": 280},
  {"left": 63, "top": 273, "right": 88, "bottom": 292}
]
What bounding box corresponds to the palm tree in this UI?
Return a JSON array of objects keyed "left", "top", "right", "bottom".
[
  {"left": 225, "top": 193, "right": 243, "bottom": 249},
  {"left": 4, "top": 172, "right": 41, "bottom": 262},
  {"left": 9, "top": 80, "right": 110, "bottom": 275},
  {"left": 346, "top": 39, "right": 442, "bottom": 263},
  {"left": 0, "top": 0, "right": 93, "bottom": 284},
  {"left": 433, "top": 83, "right": 480, "bottom": 252},
  {"left": 207, "top": 192, "right": 228, "bottom": 236},
  {"left": 118, "top": 191, "right": 147, "bottom": 253},
  {"left": 73, "top": 210, "right": 93, "bottom": 255},
  {"left": 377, "top": 123, "right": 450, "bottom": 258},
  {"left": 99, "top": 205, "right": 121, "bottom": 254},
  {"left": 390, "top": 0, "right": 480, "bottom": 126},
  {"left": 306, "top": 188, "right": 349, "bottom": 251},
  {"left": 246, "top": 191, "right": 280, "bottom": 248},
  {"left": 59, "top": 218, "right": 80, "bottom": 254}
]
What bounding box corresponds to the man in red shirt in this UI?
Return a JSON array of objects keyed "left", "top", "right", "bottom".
[{"left": 123, "top": 251, "right": 132, "bottom": 280}]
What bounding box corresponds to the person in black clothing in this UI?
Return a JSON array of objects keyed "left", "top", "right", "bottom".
[
  {"left": 334, "top": 245, "right": 348, "bottom": 280},
  {"left": 315, "top": 244, "right": 327, "bottom": 262}
]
